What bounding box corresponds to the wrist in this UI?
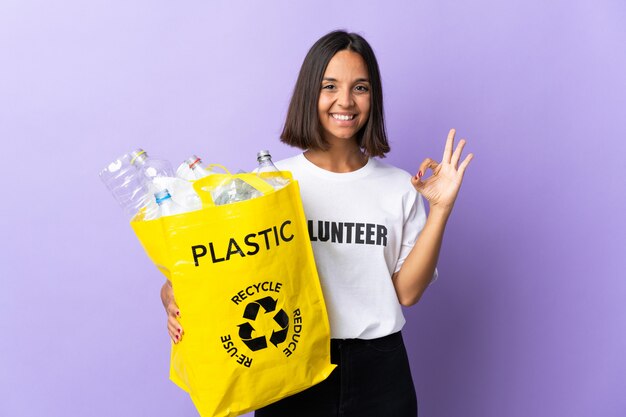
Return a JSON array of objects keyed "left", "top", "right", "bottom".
[{"left": 427, "top": 205, "right": 452, "bottom": 223}]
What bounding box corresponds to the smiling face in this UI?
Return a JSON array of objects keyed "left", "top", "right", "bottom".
[{"left": 318, "top": 50, "right": 371, "bottom": 146}]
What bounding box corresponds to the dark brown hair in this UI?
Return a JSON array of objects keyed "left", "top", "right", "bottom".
[{"left": 280, "top": 30, "right": 390, "bottom": 157}]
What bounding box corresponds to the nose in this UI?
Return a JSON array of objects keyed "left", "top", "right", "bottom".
[{"left": 337, "top": 87, "right": 354, "bottom": 108}]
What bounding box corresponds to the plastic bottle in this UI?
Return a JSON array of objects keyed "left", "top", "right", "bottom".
[
  {"left": 130, "top": 149, "right": 174, "bottom": 181},
  {"left": 213, "top": 178, "right": 263, "bottom": 205},
  {"left": 256, "top": 150, "right": 289, "bottom": 189},
  {"left": 155, "top": 189, "right": 185, "bottom": 217},
  {"left": 99, "top": 152, "right": 152, "bottom": 218},
  {"left": 128, "top": 149, "right": 176, "bottom": 219},
  {"left": 176, "top": 155, "right": 213, "bottom": 180}
]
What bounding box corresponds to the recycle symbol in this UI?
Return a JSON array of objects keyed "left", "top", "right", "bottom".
[{"left": 237, "top": 296, "right": 289, "bottom": 352}]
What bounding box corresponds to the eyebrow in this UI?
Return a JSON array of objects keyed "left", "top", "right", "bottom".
[{"left": 323, "top": 77, "right": 370, "bottom": 83}]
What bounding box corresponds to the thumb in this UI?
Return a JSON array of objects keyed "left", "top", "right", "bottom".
[
  {"left": 411, "top": 157, "right": 437, "bottom": 191},
  {"left": 411, "top": 174, "right": 425, "bottom": 191}
]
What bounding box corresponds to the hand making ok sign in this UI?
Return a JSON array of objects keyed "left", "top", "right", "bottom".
[{"left": 411, "top": 128, "right": 474, "bottom": 211}]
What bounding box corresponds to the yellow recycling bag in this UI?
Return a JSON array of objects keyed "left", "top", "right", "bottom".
[{"left": 131, "top": 169, "right": 335, "bottom": 417}]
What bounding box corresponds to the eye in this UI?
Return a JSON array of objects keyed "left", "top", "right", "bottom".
[
  {"left": 322, "top": 84, "right": 335, "bottom": 90},
  {"left": 355, "top": 85, "right": 369, "bottom": 92}
]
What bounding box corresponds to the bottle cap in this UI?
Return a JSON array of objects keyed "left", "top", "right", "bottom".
[
  {"left": 154, "top": 189, "right": 172, "bottom": 205},
  {"left": 130, "top": 149, "right": 148, "bottom": 165},
  {"left": 257, "top": 150, "right": 271, "bottom": 162},
  {"left": 185, "top": 155, "right": 202, "bottom": 169}
]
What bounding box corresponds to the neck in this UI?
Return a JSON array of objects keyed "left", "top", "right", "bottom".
[{"left": 304, "top": 139, "right": 368, "bottom": 173}]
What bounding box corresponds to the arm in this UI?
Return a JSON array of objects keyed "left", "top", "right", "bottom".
[
  {"left": 392, "top": 207, "right": 450, "bottom": 306},
  {"left": 161, "top": 280, "right": 184, "bottom": 343},
  {"left": 393, "top": 128, "right": 473, "bottom": 306}
]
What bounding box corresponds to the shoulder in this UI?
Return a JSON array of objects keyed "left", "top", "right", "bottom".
[
  {"left": 368, "top": 158, "right": 413, "bottom": 181},
  {"left": 274, "top": 154, "right": 307, "bottom": 181},
  {"left": 274, "top": 154, "right": 303, "bottom": 171},
  {"left": 368, "top": 159, "right": 421, "bottom": 206},
  {"left": 275, "top": 154, "right": 416, "bottom": 198},
  {"left": 275, "top": 154, "right": 413, "bottom": 180},
  {"left": 368, "top": 159, "right": 415, "bottom": 191}
]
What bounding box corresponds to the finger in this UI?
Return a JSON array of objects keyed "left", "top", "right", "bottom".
[
  {"left": 450, "top": 138, "right": 466, "bottom": 169},
  {"left": 166, "top": 302, "right": 180, "bottom": 318},
  {"left": 167, "top": 316, "right": 183, "bottom": 331},
  {"left": 414, "top": 158, "right": 439, "bottom": 179},
  {"left": 458, "top": 153, "right": 474, "bottom": 177},
  {"left": 410, "top": 174, "right": 423, "bottom": 191},
  {"left": 168, "top": 314, "right": 183, "bottom": 332},
  {"left": 168, "top": 320, "right": 184, "bottom": 343},
  {"left": 167, "top": 322, "right": 179, "bottom": 343},
  {"left": 412, "top": 158, "right": 439, "bottom": 191},
  {"left": 411, "top": 174, "right": 436, "bottom": 193},
  {"left": 442, "top": 128, "right": 456, "bottom": 164}
]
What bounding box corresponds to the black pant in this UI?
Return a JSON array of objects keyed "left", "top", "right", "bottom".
[{"left": 255, "top": 331, "right": 418, "bottom": 417}]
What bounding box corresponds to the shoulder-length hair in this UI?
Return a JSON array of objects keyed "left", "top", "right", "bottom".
[{"left": 280, "top": 30, "right": 390, "bottom": 157}]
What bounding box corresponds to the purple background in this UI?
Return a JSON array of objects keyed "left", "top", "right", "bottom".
[{"left": 1, "top": 1, "right": 625, "bottom": 416}]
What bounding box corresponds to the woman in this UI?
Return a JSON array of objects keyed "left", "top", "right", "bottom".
[{"left": 162, "top": 30, "right": 473, "bottom": 417}]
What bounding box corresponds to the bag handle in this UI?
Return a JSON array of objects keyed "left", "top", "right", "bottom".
[
  {"left": 207, "top": 164, "right": 231, "bottom": 175},
  {"left": 192, "top": 168, "right": 280, "bottom": 207}
]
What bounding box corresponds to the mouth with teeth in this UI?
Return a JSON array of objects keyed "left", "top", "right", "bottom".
[{"left": 330, "top": 113, "right": 357, "bottom": 121}]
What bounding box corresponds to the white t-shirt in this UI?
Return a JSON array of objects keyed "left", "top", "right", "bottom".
[{"left": 275, "top": 153, "right": 437, "bottom": 340}]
